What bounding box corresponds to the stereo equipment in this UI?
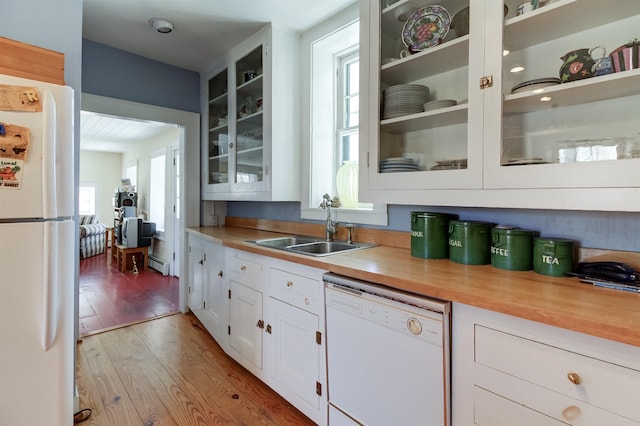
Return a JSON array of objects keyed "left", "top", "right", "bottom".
[{"left": 114, "top": 192, "right": 137, "bottom": 208}]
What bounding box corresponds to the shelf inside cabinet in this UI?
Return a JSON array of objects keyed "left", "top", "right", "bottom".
[
  {"left": 503, "top": 0, "right": 640, "bottom": 52},
  {"left": 209, "top": 123, "right": 229, "bottom": 133},
  {"left": 237, "top": 111, "right": 263, "bottom": 132},
  {"left": 236, "top": 147, "right": 263, "bottom": 167},
  {"left": 381, "top": 36, "right": 469, "bottom": 84},
  {"left": 381, "top": 103, "right": 468, "bottom": 133},
  {"left": 504, "top": 69, "right": 640, "bottom": 114},
  {"left": 237, "top": 74, "right": 263, "bottom": 98},
  {"left": 209, "top": 92, "right": 228, "bottom": 107}
]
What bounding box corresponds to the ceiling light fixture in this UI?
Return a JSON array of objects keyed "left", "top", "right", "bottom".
[{"left": 149, "top": 18, "right": 174, "bottom": 34}]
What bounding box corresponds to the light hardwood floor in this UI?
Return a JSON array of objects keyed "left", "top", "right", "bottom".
[{"left": 76, "top": 312, "right": 315, "bottom": 425}]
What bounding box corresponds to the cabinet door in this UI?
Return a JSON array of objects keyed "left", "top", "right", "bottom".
[
  {"left": 266, "top": 297, "right": 321, "bottom": 411},
  {"left": 203, "top": 243, "right": 228, "bottom": 345},
  {"left": 361, "top": 0, "right": 485, "bottom": 197},
  {"left": 187, "top": 237, "right": 204, "bottom": 314},
  {"left": 229, "top": 280, "right": 263, "bottom": 371},
  {"left": 232, "top": 42, "right": 266, "bottom": 194},
  {"left": 484, "top": 1, "right": 640, "bottom": 196},
  {"left": 204, "top": 65, "right": 230, "bottom": 194}
]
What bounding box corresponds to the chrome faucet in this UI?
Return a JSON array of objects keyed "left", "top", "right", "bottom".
[{"left": 320, "top": 194, "right": 339, "bottom": 241}]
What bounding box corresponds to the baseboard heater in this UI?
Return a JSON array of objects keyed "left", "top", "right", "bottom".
[{"left": 149, "top": 255, "right": 170, "bottom": 276}]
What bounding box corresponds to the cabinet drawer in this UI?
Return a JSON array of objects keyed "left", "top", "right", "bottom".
[
  {"left": 475, "top": 325, "right": 640, "bottom": 422},
  {"left": 269, "top": 268, "right": 321, "bottom": 312},
  {"left": 227, "top": 252, "right": 264, "bottom": 287},
  {"left": 474, "top": 386, "right": 564, "bottom": 426}
]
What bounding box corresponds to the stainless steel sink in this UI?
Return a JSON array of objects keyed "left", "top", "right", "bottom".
[
  {"left": 250, "top": 236, "right": 321, "bottom": 249},
  {"left": 248, "top": 236, "right": 375, "bottom": 257}
]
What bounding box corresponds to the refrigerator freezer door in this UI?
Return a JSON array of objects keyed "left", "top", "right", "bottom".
[
  {"left": 0, "top": 74, "right": 74, "bottom": 220},
  {"left": 0, "top": 220, "right": 74, "bottom": 425}
]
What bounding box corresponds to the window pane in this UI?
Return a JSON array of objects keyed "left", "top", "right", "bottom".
[
  {"left": 149, "top": 154, "right": 165, "bottom": 231},
  {"left": 78, "top": 186, "right": 95, "bottom": 215},
  {"left": 341, "top": 132, "right": 359, "bottom": 163}
]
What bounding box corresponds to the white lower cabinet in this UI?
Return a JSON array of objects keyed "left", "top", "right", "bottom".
[
  {"left": 452, "top": 303, "right": 640, "bottom": 426},
  {"left": 227, "top": 249, "right": 266, "bottom": 376},
  {"left": 187, "top": 234, "right": 228, "bottom": 347},
  {"left": 229, "top": 280, "right": 264, "bottom": 372},
  {"left": 264, "top": 265, "right": 326, "bottom": 424}
]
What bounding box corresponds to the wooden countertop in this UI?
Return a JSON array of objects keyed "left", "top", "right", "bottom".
[{"left": 187, "top": 225, "right": 640, "bottom": 348}]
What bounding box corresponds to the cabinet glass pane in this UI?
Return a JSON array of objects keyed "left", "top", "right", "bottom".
[
  {"left": 235, "top": 45, "right": 264, "bottom": 184},
  {"left": 208, "top": 68, "right": 229, "bottom": 185},
  {"left": 500, "top": 1, "right": 640, "bottom": 168},
  {"left": 379, "top": 0, "right": 471, "bottom": 174}
]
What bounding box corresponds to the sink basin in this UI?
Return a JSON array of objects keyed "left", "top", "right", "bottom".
[
  {"left": 250, "top": 236, "right": 321, "bottom": 249},
  {"left": 248, "top": 236, "right": 375, "bottom": 257}
]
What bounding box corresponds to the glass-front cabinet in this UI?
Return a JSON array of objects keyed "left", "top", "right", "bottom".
[
  {"left": 485, "top": 0, "right": 640, "bottom": 191},
  {"left": 360, "top": 0, "right": 640, "bottom": 211},
  {"left": 202, "top": 25, "right": 300, "bottom": 201},
  {"left": 361, "top": 0, "right": 483, "bottom": 193}
]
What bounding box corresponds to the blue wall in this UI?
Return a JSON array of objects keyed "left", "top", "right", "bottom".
[
  {"left": 82, "top": 39, "right": 200, "bottom": 112},
  {"left": 227, "top": 201, "right": 640, "bottom": 252}
]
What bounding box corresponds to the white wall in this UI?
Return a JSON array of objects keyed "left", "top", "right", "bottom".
[{"left": 79, "top": 151, "right": 122, "bottom": 225}]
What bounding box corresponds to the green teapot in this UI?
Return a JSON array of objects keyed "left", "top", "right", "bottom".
[{"left": 559, "top": 48, "right": 595, "bottom": 83}]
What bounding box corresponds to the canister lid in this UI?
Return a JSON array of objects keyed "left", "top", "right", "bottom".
[
  {"left": 492, "top": 226, "right": 537, "bottom": 236},
  {"left": 533, "top": 237, "right": 575, "bottom": 245},
  {"left": 450, "top": 220, "right": 494, "bottom": 229},
  {"left": 411, "top": 211, "right": 455, "bottom": 218}
]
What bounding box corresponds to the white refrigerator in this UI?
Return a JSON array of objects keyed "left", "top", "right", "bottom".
[{"left": 0, "top": 74, "right": 75, "bottom": 425}]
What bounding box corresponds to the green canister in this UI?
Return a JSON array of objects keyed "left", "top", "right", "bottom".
[
  {"left": 490, "top": 226, "right": 537, "bottom": 271},
  {"left": 410, "top": 212, "right": 457, "bottom": 259},
  {"left": 448, "top": 220, "right": 494, "bottom": 265},
  {"left": 533, "top": 237, "right": 576, "bottom": 277}
]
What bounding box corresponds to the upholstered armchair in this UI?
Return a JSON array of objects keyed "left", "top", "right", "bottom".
[{"left": 79, "top": 215, "right": 107, "bottom": 259}]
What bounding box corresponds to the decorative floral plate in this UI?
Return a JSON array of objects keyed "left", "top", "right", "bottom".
[{"left": 402, "top": 5, "right": 451, "bottom": 51}]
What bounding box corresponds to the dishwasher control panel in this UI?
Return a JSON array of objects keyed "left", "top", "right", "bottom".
[{"left": 326, "top": 283, "right": 444, "bottom": 346}]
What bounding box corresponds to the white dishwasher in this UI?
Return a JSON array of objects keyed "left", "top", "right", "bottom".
[{"left": 324, "top": 273, "right": 451, "bottom": 426}]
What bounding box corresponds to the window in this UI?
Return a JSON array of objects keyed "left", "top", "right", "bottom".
[
  {"left": 78, "top": 185, "right": 96, "bottom": 215},
  {"left": 149, "top": 153, "right": 166, "bottom": 233},
  {"left": 300, "top": 5, "right": 387, "bottom": 225},
  {"left": 125, "top": 161, "right": 138, "bottom": 190}
]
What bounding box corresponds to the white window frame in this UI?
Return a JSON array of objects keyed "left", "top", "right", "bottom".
[
  {"left": 300, "top": 4, "right": 387, "bottom": 226},
  {"left": 125, "top": 160, "right": 138, "bottom": 190},
  {"left": 149, "top": 150, "right": 167, "bottom": 237},
  {"left": 78, "top": 183, "right": 97, "bottom": 216}
]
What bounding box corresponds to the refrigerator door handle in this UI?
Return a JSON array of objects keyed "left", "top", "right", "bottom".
[
  {"left": 41, "top": 221, "right": 59, "bottom": 351},
  {"left": 41, "top": 90, "right": 58, "bottom": 219}
]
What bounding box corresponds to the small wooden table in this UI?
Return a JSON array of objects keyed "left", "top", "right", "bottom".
[{"left": 115, "top": 244, "right": 149, "bottom": 273}]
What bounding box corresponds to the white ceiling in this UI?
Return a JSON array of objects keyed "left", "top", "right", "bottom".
[
  {"left": 81, "top": 111, "right": 177, "bottom": 153},
  {"left": 82, "top": 0, "right": 356, "bottom": 72},
  {"left": 81, "top": 0, "right": 355, "bottom": 152}
]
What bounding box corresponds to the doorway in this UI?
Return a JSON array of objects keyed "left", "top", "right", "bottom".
[{"left": 78, "top": 94, "right": 200, "bottom": 335}]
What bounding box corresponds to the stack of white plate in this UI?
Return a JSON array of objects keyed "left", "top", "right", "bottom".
[
  {"left": 382, "top": 84, "right": 429, "bottom": 119},
  {"left": 510, "top": 77, "right": 561, "bottom": 94},
  {"left": 380, "top": 157, "right": 420, "bottom": 173},
  {"left": 423, "top": 99, "right": 457, "bottom": 111}
]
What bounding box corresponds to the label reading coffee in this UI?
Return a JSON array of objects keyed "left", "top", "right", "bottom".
[{"left": 491, "top": 246, "right": 509, "bottom": 257}]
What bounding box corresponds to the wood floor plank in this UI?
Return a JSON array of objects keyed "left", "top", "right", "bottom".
[
  {"left": 133, "top": 313, "right": 315, "bottom": 425},
  {"left": 77, "top": 312, "right": 315, "bottom": 426},
  {"left": 97, "top": 327, "right": 178, "bottom": 426},
  {"left": 77, "top": 335, "right": 144, "bottom": 425}
]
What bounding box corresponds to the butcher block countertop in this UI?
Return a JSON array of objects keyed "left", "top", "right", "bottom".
[{"left": 187, "top": 221, "right": 640, "bottom": 348}]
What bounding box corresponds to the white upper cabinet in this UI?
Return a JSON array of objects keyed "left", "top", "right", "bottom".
[
  {"left": 360, "top": 0, "right": 640, "bottom": 211},
  {"left": 201, "top": 25, "right": 301, "bottom": 201},
  {"left": 360, "top": 0, "right": 484, "bottom": 192}
]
